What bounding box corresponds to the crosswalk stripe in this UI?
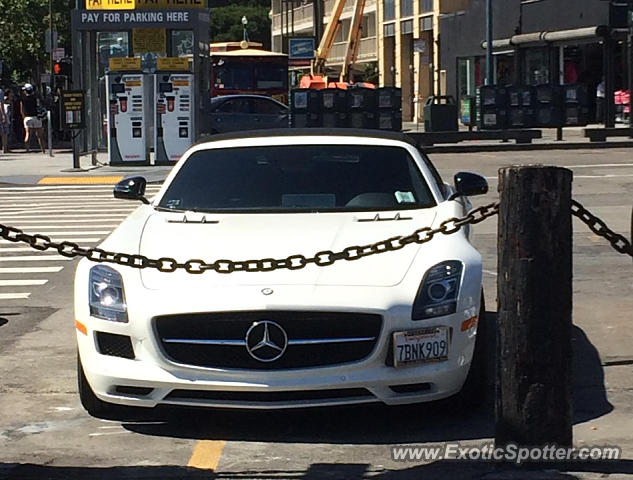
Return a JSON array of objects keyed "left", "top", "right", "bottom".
[
  {"left": 0, "top": 185, "right": 163, "bottom": 192},
  {"left": 5, "top": 225, "right": 120, "bottom": 230},
  {"left": 0, "top": 255, "right": 71, "bottom": 262},
  {"left": 0, "top": 246, "right": 33, "bottom": 252},
  {"left": 0, "top": 214, "right": 127, "bottom": 220},
  {"left": 0, "top": 292, "right": 31, "bottom": 300},
  {"left": 0, "top": 280, "right": 48, "bottom": 286},
  {"left": 0, "top": 267, "right": 64, "bottom": 273},
  {"left": 11, "top": 231, "right": 113, "bottom": 236},
  {"left": 0, "top": 293, "right": 31, "bottom": 299},
  {"left": 0, "top": 185, "right": 144, "bottom": 299},
  {"left": 1, "top": 238, "right": 102, "bottom": 245},
  {"left": 4, "top": 219, "right": 126, "bottom": 224}
]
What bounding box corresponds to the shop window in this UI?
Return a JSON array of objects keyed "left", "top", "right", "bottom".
[
  {"left": 524, "top": 47, "right": 549, "bottom": 85},
  {"left": 401, "top": 0, "right": 414, "bottom": 17},
  {"left": 384, "top": 0, "right": 395, "bottom": 21},
  {"left": 420, "top": 15, "right": 433, "bottom": 32}
]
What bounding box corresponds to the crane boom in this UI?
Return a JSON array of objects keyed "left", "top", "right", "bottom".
[
  {"left": 312, "top": 0, "right": 347, "bottom": 76},
  {"left": 301, "top": 0, "right": 370, "bottom": 89},
  {"left": 339, "top": 0, "right": 366, "bottom": 83}
]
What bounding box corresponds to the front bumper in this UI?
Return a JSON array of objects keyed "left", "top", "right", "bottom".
[{"left": 76, "top": 294, "right": 479, "bottom": 410}]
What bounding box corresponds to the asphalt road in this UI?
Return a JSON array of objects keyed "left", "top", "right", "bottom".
[{"left": 0, "top": 149, "right": 632, "bottom": 480}]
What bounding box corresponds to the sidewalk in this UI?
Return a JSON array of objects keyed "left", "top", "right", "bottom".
[
  {"left": 0, "top": 124, "right": 631, "bottom": 185},
  {"left": 0, "top": 149, "right": 173, "bottom": 186}
]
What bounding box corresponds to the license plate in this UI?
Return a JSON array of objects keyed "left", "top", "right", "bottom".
[{"left": 393, "top": 327, "right": 449, "bottom": 367}]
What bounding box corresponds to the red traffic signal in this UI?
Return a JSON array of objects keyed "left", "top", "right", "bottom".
[{"left": 53, "top": 58, "right": 72, "bottom": 78}]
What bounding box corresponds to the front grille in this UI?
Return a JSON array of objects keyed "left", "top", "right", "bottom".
[
  {"left": 154, "top": 311, "right": 382, "bottom": 370},
  {"left": 96, "top": 332, "right": 135, "bottom": 359},
  {"left": 164, "top": 388, "right": 374, "bottom": 403}
]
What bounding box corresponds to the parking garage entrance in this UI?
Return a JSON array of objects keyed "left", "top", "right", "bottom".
[{"left": 70, "top": 2, "right": 210, "bottom": 164}]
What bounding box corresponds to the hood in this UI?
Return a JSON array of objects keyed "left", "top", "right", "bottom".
[{"left": 138, "top": 210, "right": 437, "bottom": 289}]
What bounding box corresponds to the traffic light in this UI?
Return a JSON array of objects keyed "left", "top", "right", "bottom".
[{"left": 53, "top": 58, "right": 72, "bottom": 79}]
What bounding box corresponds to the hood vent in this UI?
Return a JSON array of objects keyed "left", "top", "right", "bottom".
[{"left": 356, "top": 212, "right": 413, "bottom": 223}]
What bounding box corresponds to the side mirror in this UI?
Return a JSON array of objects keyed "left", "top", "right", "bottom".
[
  {"left": 449, "top": 171, "right": 488, "bottom": 200},
  {"left": 113, "top": 176, "right": 149, "bottom": 204}
]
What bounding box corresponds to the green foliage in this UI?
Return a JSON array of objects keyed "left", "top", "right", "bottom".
[
  {"left": 210, "top": 2, "right": 271, "bottom": 49},
  {"left": 0, "top": 0, "right": 73, "bottom": 82}
]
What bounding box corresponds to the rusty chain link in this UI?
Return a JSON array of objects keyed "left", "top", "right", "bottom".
[
  {"left": 0, "top": 201, "right": 500, "bottom": 274},
  {"left": 571, "top": 200, "right": 633, "bottom": 257}
]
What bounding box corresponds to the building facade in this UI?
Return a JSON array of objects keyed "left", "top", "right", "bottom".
[
  {"left": 271, "top": 0, "right": 378, "bottom": 82},
  {"left": 440, "top": 0, "right": 631, "bottom": 126}
]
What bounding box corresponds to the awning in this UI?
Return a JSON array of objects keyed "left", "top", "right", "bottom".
[{"left": 481, "top": 25, "right": 609, "bottom": 50}]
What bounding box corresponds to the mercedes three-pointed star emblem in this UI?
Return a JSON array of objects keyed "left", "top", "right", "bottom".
[{"left": 245, "top": 320, "right": 288, "bottom": 362}]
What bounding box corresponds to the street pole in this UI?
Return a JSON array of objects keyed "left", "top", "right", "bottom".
[
  {"left": 48, "top": 0, "right": 54, "bottom": 157},
  {"left": 629, "top": 0, "right": 633, "bottom": 134},
  {"left": 485, "top": 0, "right": 493, "bottom": 85}
]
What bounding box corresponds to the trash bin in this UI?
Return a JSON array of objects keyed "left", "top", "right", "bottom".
[
  {"left": 319, "top": 88, "right": 347, "bottom": 128},
  {"left": 423, "top": 95, "right": 458, "bottom": 132}
]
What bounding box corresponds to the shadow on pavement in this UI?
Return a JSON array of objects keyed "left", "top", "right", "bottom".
[
  {"left": 118, "top": 318, "right": 611, "bottom": 445},
  {"left": 123, "top": 398, "right": 494, "bottom": 445},
  {"left": 3, "top": 460, "right": 633, "bottom": 480},
  {"left": 571, "top": 325, "right": 613, "bottom": 423}
]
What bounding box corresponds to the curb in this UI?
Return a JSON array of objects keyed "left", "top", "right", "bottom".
[{"left": 423, "top": 140, "right": 633, "bottom": 154}]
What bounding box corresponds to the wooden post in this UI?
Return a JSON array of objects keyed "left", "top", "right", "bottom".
[{"left": 496, "top": 165, "right": 573, "bottom": 447}]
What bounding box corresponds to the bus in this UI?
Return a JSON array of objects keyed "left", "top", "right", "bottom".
[{"left": 210, "top": 42, "right": 289, "bottom": 104}]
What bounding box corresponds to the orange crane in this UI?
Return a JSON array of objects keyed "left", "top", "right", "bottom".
[{"left": 299, "top": 0, "right": 373, "bottom": 90}]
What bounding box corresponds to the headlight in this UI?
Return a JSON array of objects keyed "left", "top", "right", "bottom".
[
  {"left": 412, "top": 261, "right": 463, "bottom": 320},
  {"left": 89, "top": 265, "right": 128, "bottom": 323}
]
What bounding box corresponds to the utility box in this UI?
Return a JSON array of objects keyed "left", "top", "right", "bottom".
[{"left": 423, "top": 95, "right": 458, "bottom": 132}]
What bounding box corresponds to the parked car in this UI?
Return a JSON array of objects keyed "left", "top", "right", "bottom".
[
  {"left": 74, "top": 129, "right": 489, "bottom": 418},
  {"left": 201, "top": 94, "right": 289, "bottom": 134}
]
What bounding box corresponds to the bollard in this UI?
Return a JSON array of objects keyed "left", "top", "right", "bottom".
[
  {"left": 47, "top": 110, "right": 53, "bottom": 157},
  {"left": 496, "top": 165, "right": 573, "bottom": 447}
]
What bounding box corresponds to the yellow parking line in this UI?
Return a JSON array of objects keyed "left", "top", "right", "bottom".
[
  {"left": 188, "top": 440, "right": 226, "bottom": 470},
  {"left": 38, "top": 176, "right": 124, "bottom": 185}
]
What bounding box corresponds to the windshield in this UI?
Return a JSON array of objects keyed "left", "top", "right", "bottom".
[{"left": 158, "top": 145, "right": 436, "bottom": 213}]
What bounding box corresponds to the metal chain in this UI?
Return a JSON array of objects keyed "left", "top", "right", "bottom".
[
  {"left": 0, "top": 201, "right": 500, "bottom": 274},
  {"left": 571, "top": 199, "right": 633, "bottom": 257}
]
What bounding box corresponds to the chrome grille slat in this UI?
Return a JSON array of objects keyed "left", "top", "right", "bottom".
[{"left": 161, "top": 336, "right": 376, "bottom": 346}]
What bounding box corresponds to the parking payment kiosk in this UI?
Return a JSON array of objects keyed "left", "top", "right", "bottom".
[
  {"left": 154, "top": 59, "right": 194, "bottom": 164},
  {"left": 106, "top": 63, "right": 151, "bottom": 165}
]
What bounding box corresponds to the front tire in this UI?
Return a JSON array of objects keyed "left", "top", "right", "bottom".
[
  {"left": 77, "top": 353, "right": 148, "bottom": 421},
  {"left": 452, "top": 291, "right": 491, "bottom": 408}
]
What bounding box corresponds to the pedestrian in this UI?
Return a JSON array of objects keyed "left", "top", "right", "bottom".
[
  {"left": 20, "top": 83, "right": 46, "bottom": 153},
  {"left": 1, "top": 87, "right": 14, "bottom": 153},
  {"left": 595, "top": 77, "right": 605, "bottom": 124}
]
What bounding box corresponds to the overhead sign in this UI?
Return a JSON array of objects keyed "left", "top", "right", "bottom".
[
  {"left": 157, "top": 57, "right": 190, "bottom": 71},
  {"left": 109, "top": 56, "right": 142, "bottom": 70},
  {"left": 133, "top": 28, "right": 166, "bottom": 54},
  {"left": 85, "top": 0, "right": 206, "bottom": 9},
  {"left": 73, "top": 10, "right": 200, "bottom": 29},
  {"left": 288, "top": 37, "right": 315, "bottom": 60},
  {"left": 61, "top": 91, "right": 86, "bottom": 129}
]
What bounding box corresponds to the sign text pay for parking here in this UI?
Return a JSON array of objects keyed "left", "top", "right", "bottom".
[{"left": 85, "top": 0, "right": 206, "bottom": 10}]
